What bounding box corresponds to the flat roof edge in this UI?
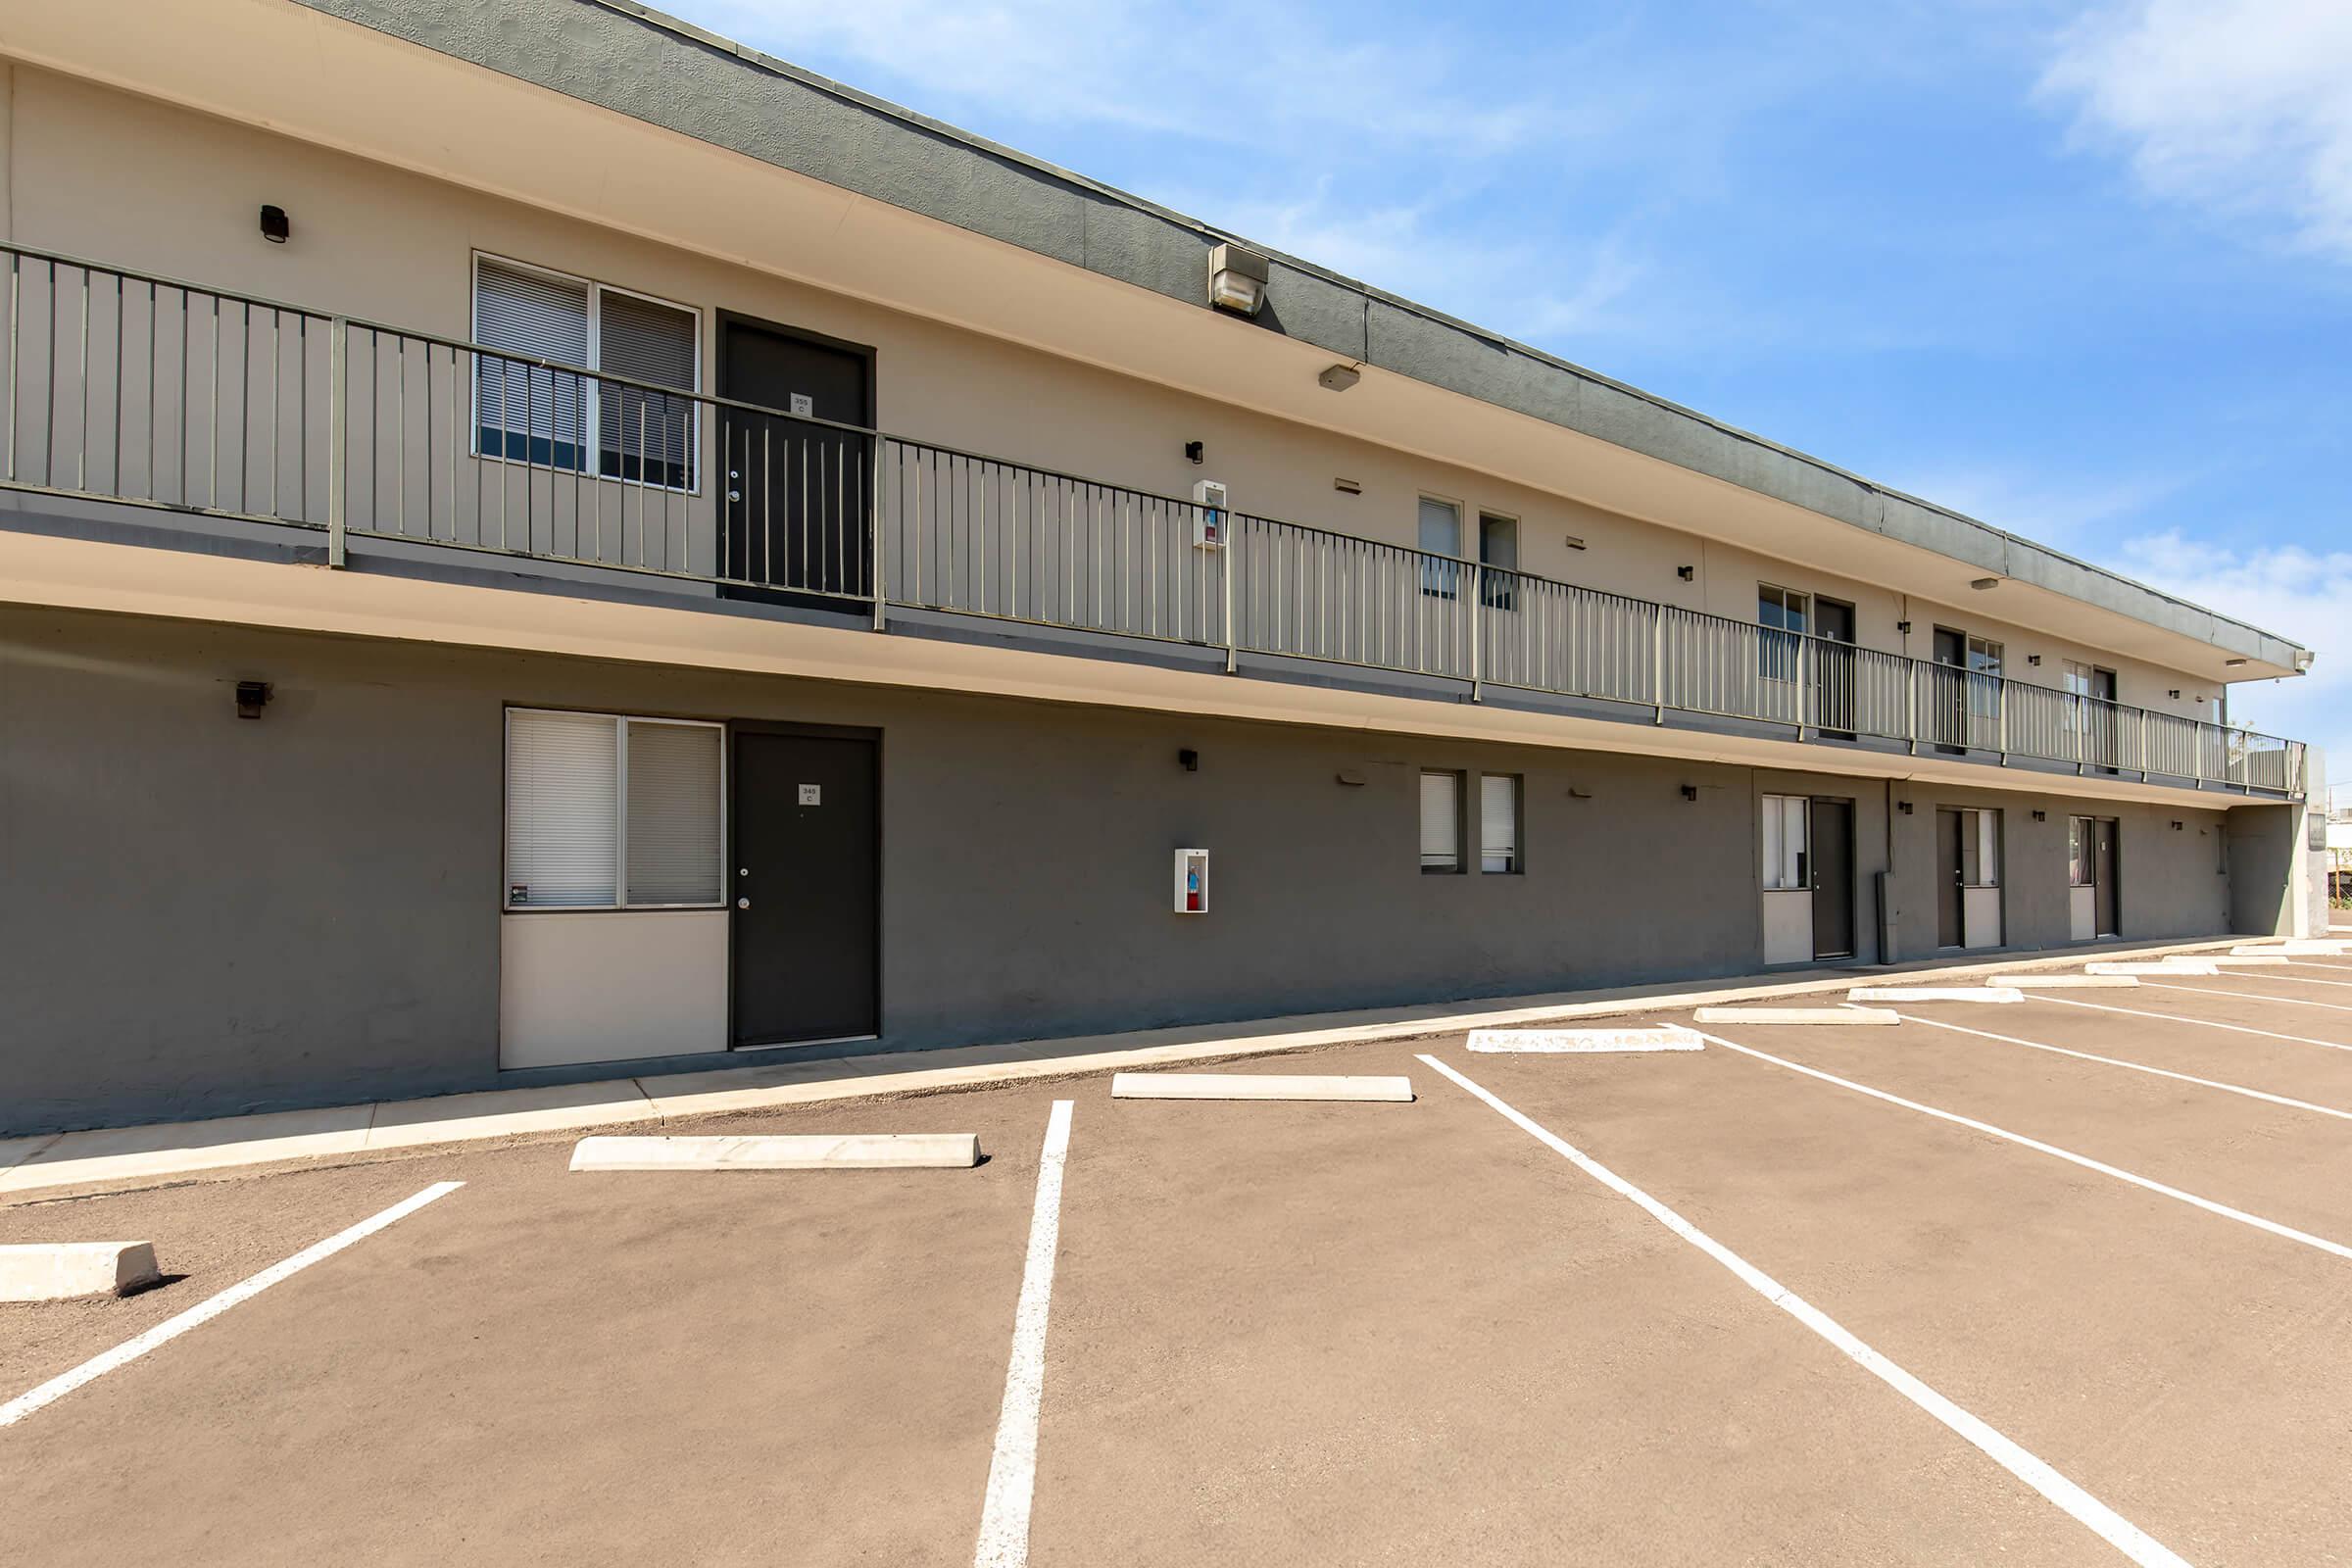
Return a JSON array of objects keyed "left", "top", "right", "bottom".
[{"left": 288, "top": 0, "right": 2310, "bottom": 668}]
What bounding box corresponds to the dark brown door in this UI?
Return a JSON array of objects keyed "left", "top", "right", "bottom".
[
  {"left": 1936, "top": 807, "right": 1965, "bottom": 947},
  {"left": 718, "top": 318, "right": 873, "bottom": 604},
  {"left": 1814, "top": 599, "right": 1856, "bottom": 739},
  {"left": 2090, "top": 667, "right": 2120, "bottom": 774},
  {"left": 1810, "top": 797, "right": 1855, "bottom": 958},
  {"left": 2093, "top": 818, "right": 2120, "bottom": 936},
  {"left": 731, "top": 730, "right": 880, "bottom": 1048},
  {"left": 1932, "top": 627, "right": 1967, "bottom": 753}
]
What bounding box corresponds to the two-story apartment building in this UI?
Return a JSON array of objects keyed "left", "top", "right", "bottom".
[{"left": 0, "top": 0, "right": 2323, "bottom": 1134}]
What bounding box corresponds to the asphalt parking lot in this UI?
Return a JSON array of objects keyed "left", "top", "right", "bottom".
[{"left": 6, "top": 954, "right": 2352, "bottom": 1566}]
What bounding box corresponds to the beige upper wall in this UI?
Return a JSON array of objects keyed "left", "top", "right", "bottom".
[{"left": 1, "top": 65, "right": 2229, "bottom": 717}]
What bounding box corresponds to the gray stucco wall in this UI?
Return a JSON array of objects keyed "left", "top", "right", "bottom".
[{"left": 0, "top": 606, "right": 2262, "bottom": 1135}]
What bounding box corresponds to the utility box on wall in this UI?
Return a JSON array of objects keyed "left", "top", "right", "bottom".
[
  {"left": 1192, "top": 480, "right": 1227, "bottom": 549},
  {"left": 1173, "top": 849, "right": 1208, "bottom": 914}
]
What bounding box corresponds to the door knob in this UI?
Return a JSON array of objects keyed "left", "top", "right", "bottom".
[{"left": 736, "top": 897, "right": 751, "bottom": 909}]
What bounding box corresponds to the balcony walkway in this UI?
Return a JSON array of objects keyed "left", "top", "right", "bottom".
[{"left": 0, "top": 240, "right": 2307, "bottom": 798}]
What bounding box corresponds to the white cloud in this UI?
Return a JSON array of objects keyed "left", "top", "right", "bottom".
[
  {"left": 2041, "top": 0, "right": 2352, "bottom": 259},
  {"left": 2116, "top": 529, "right": 2352, "bottom": 767}
]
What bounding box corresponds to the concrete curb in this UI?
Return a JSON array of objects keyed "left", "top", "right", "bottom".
[
  {"left": 1109, "top": 1073, "right": 1414, "bottom": 1102},
  {"left": 0, "top": 1241, "right": 161, "bottom": 1301},
  {"left": 1692, "top": 1006, "right": 1898, "bottom": 1025},
  {"left": 1988, "top": 974, "right": 2141, "bottom": 989},
  {"left": 569, "top": 1133, "right": 979, "bottom": 1170},
  {"left": 1848, "top": 987, "right": 2026, "bottom": 1004},
  {"left": 1467, "top": 1026, "right": 1704, "bottom": 1053},
  {"left": 0, "top": 934, "right": 2260, "bottom": 1197},
  {"left": 2089, "top": 960, "right": 2218, "bottom": 975}
]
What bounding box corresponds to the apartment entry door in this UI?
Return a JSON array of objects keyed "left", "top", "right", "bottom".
[
  {"left": 717, "top": 316, "right": 875, "bottom": 605},
  {"left": 1936, "top": 807, "right": 2003, "bottom": 950},
  {"left": 1762, "top": 794, "right": 1854, "bottom": 963},
  {"left": 2070, "top": 815, "right": 2121, "bottom": 939},
  {"left": 731, "top": 729, "right": 880, "bottom": 1049}
]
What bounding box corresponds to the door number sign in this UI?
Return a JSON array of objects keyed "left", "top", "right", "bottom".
[{"left": 798, "top": 783, "right": 822, "bottom": 807}]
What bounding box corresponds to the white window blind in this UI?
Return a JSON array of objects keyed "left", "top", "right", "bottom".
[
  {"left": 1480, "top": 774, "right": 1519, "bottom": 873},
  {"left": 1419, "top": 498, "right": 1461, "bottom": 598},
  {"left": 506, "top": 710, "right": 722, "bottom": 910},
  {"left": 598, "top": 290, "right": 698, "bottom": 486},
  {"left": 506, "top": 710, "right": 617, "bottom": 907},
  {"left": 1971, "top": 809, "right": 2001, "bottom": 887},
  {"left": 1420, "top": 770, "right": 1462, "bottom": 872},
  {"left": 475, "top": 259, "right": 591, "bottom": 464},
  {"left": 624, "top": 719, "right": 722, "bottom": 906},
  {"left": 1762, "top": 794, "right": 1807, "bottom": 889},
  {"left": 2069, "top": 817, "right": 2092, "bottom": 887}
]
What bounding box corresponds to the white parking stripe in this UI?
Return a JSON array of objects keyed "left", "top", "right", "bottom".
[
  {"left": 2028, "top": 996, "right": 2352, "bottom": 1053},
  {"left": 2236, "top": 966, "right": 2352, "bottom": 991},
  {"left": 1683, "top": 1029, "right": 2352, "bottom": 1263},
  {"left": 973, "top": 1100, "right": 1074, "bottom": 1568},
  {"left": 2132, "top": 979, "right": 2352, "bottom": 1015},
  {"left": 0, "top": 1181, "right": 463, "bottom": 1431},
  {"left": 1893, "top": 1012, "right": 2352, "bottom": 1121},
  {"left": 1419, "top": 1054, "right": 2193, "bottom": 1568}
]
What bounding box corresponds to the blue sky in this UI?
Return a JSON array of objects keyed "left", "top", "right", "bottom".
[{"left": 684, "top": 0, "right": 2350, "bottom": 788}]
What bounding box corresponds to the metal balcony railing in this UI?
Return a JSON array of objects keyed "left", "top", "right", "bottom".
[{"left": 0, "top": 242, "right": 2309, "bottom": 797}]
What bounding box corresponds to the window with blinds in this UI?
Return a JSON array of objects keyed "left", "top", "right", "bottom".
[
  {"left": 1419, "top": 770, "right": 1463, "bottom": 873},
  {"left": 598, "top": 289, "right": 698, "bottom": 489},
  {"left": 506, "top": 710, "right": 722, "bottom": 910},
  {"left": 1761, "top": 794, "right": 1807, "bottom": 890},
  {"left": 1418, "top": 497, "right": 1462, "bottom": 600},
  {"left": 1480, "top": 774, "right": 1520, "bottom": 873},
  {"left": 473, "top": 255, "right": 699, "bottom": 489}
]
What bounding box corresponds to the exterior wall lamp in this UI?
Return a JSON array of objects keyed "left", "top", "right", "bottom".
[
  {"left": 259, "top": 205, "right": 290, "bottom": 244},
  {"left": 1207, "top": 242, "right": 1269, "bottom": 317},
  {"left": 1970, "top": 577, "right": 2000, "bottom": 591},
  {"left": 1317, "top": 364, "right": 1361, "bottom": 392},
  {"left": 234, "top": 680, "right": 272, "bottom": 719}
]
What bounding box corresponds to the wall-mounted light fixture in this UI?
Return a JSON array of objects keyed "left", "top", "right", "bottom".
[
  {"left": 234, "top": 680, "right": 273, "bottom": 719},
  {"left": 1207, "top": 242, "right": 1269, "bottom": 317},
  {"left": 1970, "top": 576, "right": 2001, "bottom": 592},
  {"left": 1676, "top": 565, "right": 1694, "bottom": 582},
  {"left": 1334, "top": 477, "right": 1362, "bottom": 495},
  {"left": 1568, "top": 786, "right": 1593, "bottom": 800},
  {"left": 1895, "top": 620, "right": 1912, "bottom": 635},
  {"left": 2032, "top": 809, "right": 2047, "bottom": 821},
  {"left": 2171, "top": 820, "right": 2184, "bottom": 831},
  {"left": 1183, "top": 441, "right": 1203, "bottom": 466},
  {"left": 1335, "top": 769, "right": 1367, "bottom": 787},
  {"left": 1897, "top": 801, "right": 1915, "bottom": 815},
  {"left": 2027, "top": 655, "right": 2041, "bottom": 666},
  {"left": 1680, "top": 784, "right": 1698, "bottom": 802},
  {"left": 2168, "top": 689, "right": 2182, "bottom": 700},
  {"left": 1317, "top": 364, "right": 1361, "bottom": 392},
  {"left": 1563, "top": 535, "right": 1587, "bottom": 551},
  {"left": 1177, "top": 749, "right": 1200, "bottom": 773},
  {"left": 2224, "top": 658, "right": 2248, "bottom": 667},
  {"left": 259, "top": 205, "right": 290, "bottom": 244}
]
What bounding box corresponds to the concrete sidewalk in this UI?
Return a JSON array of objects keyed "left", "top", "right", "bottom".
[{"left": 0, "top": 937, "right": 2251, "bottom": 1196}]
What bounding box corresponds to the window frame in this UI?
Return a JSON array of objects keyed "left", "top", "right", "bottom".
[
  {"left": 1477, "top": 511, "right": 1519, "bottom": 612},
  {"left": 503, "top": 706, "right": 727, "bottom": 912},
  {"left": 2068, "top": 815, "right": 2094, "bottom": 888},
  {"left": 1478, "top": 772, "right": 1522, "bottom": 874},
  {"left": 1419, "top": 768, "right": 1466, "bottom": 874},
  {"left": 1417, "top": 494, "right": 1465, "bottom": 600},
  {"left": 1758, "top": 583, "right": 1810, "bottom": 683},
  {"left": 1761, "top": 792, "right": 1809, "bottom": 890},
  {"left": 470, "top": 251, "right": 705, "bottom": 495}
]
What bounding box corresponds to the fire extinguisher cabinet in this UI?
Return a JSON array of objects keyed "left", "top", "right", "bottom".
[{"left": 1173, "top": 849, "right": 1208, "bottom": 914}]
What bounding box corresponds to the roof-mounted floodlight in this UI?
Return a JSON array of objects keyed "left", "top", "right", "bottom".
[{"left": 1208, "top": 242, "right": 1268, "bottom": 317}]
